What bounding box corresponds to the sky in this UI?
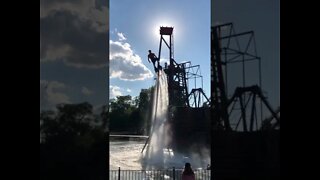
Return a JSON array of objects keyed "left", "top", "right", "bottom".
[
  {"left": 212, "top": 0, "right": 280, "bottom": 110},
  {"left": 40, "top": 0, "right": 109, "bottom": 112},
  {"left": 109, "top": 0, "right": 211, "bottom": 100},
  {"left": 39, "top": 0, "right": 278, "bottom": 116}
]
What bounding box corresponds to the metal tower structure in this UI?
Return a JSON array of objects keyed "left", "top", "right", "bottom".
[
  {"left": 211, "top": 23, "right": 280, "bottom": 180},
  {"left": 227, "top": 85, "right": 280, "bottom": 131},
  {"left": 158, "top": 27, "right": 210, "bottom": 108},
  {"left": 159, "top": 27, "right": 188, "bottom": 107},
  {"left": 212, "top": 25, "right": 231, "bottom": 131},
  {"left": 212, "top": 23, "right": 279, "bottom": 132},
  {"left": 142, "top": 27, "right": 211, "bottom": 153}
]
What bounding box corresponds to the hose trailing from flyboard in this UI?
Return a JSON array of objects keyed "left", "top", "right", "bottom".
[{"left": 141, "top": 68, "right": 161, "bottom": 153}]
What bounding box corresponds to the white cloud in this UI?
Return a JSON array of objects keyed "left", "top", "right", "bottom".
[
  {"left": 40, "top": 0, "right": 108, "bottom": 68},
  {"left": 110, "top": 85, "right": 122, "bottom": 98},
  {"left": 40, "top": 0, "right": 108, "bottom": 32},
  {"left": 109, "top": 38, "right": 153, "bottom": 81},
  {"left": 180, "top": 60, "right": 189, "bottom": 63},
  {"left": 81, "top": 86, "right": 94, "bottom": 96},
  {"left": 109, "top": 86, "right": 134, "bottom": 98},
  {"left": 117, "top": 32, "right": 127, "bottom": 41}
]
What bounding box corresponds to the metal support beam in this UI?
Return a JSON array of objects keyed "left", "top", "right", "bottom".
[{"left": 219, "top": 31, "right": 254, "bottom": 40}]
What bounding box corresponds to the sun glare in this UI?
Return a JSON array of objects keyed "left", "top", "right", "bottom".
[{"left": 152, "top": 20, "right": 176, "bottom": 39}]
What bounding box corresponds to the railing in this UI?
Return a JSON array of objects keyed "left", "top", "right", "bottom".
[{"left": 110, "top": 167, "right": 211, "bottom": 180}]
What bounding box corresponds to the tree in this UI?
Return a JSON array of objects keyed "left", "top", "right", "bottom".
[
  {"left": 109, "top": 95, "right": 134, "bottom": 132},
  {"left": 108, "top": 87, "right": 154, "bottom": 134},
  {"left": 138, "top": 87, "right": 154, "bottom": 135},
  {"left": 110, "top": 95, "right": 133, "bottom": 113},
  {"left": 40, "top": 102, "right": 107, "bottom": 180}
]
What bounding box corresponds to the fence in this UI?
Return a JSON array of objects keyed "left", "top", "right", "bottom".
[{"left": 110, "top": 167, "right": 211, "bottom": 180}]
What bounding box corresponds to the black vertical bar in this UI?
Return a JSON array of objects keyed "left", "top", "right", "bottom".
[
  {"left": 158, "top": 35, "right": 162, "bottom": 60},
  {"left": 255, "top": 101, "right": 258, "bottom": 130},
  {"left": 259, "top": 58, "right": 263, "bottom": 124},
  {"left": 170, "top": 33, "right": 172, "bottom": 60},
  {"left": 173, "top": 167, "right": 175, "bottom": 180},
  {"left": 250, "top": 94, "right": 256, "bottom": 131},
  {"left": 118, "top": 167, "right": 120, "bottom": 180},
  {"left": 198, "top": 91, "right": 201, "bottom": 108},
  {"left": 242, "top": 54, "right": 246, "bottom": 89},
  {"left": 225, "top": 50, "right": 228, "bottom": 97}
]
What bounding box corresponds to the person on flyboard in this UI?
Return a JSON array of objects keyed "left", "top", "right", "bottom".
[{"left": 148, "top": 50, "right": 162, "bottom": 73}]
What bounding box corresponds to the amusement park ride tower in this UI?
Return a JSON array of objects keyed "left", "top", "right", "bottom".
[
  {"left": 156, "top": 26, "right": 211, "bottom": 151},
  {"left": 158, "top": 26, "right": 210, "bottom": 108},
  {"left": 211, "top": 23, "right": 280, "bottom": 179},
  {"left": 143, "top": 24, "right": 280, "bottom": 178}
]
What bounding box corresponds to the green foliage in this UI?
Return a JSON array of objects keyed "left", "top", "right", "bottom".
[
  {"left": 40, "top": 102, "right": 102, "bottom": 144},
  {"left": 40, "top": 102, "right": 107, "bottom": 179},
  {"left": 109, "top": 87, "right": 154, "bottom": 134},
  {"left": 138, "top": 87, "right": 154, "bottom": 135}
]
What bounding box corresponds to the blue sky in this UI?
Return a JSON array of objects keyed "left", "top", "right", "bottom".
[
  {"left": 40, "top": 0, "right": 278, "bottom": 117},
  {"left": 109, "top": 0, "right": 211, "bottom": 99}
]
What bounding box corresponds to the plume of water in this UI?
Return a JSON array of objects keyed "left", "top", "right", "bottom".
[
  {"left": 142, "top": 70, "right": 170, "bottom": 169},
  {"left": 142, "top": 70, "right": 210, "bottom": 170}
]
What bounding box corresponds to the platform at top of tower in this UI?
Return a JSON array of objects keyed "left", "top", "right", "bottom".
[{"left": 160, "top": 26, "right": 173, "bottom": 35}]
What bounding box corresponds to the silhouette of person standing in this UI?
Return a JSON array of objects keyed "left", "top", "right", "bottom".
[
  {"left": 148, "top": 50, "right": 160, "bottom": 72},
  {"left": 181, "top": 163, "right": 195, "bottom": 180}
]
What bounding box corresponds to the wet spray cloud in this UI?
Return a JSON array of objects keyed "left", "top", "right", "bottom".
[{"left": 141, "top": 70, "right": 210, "bottom": 170}]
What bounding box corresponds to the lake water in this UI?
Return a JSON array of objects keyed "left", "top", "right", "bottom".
[
  {"left": 109, "top": 139, "right": 211, "bottom": 179},
  {"left": 110, "top": 139, "right": 146, "bottom": 170},
  {"left": 110, "top": 139, "right": 210, "bottom": 170}
]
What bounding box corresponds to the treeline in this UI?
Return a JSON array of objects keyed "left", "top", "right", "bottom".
[
  {"left": 109, "top": 87, "right": 154, "bottom": 135},
  {"left": 40, "top": 87, "right": 154, "bottom": 179},
  {"left": 40, "top": 102, "right": 108, "bottom": 180}
]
